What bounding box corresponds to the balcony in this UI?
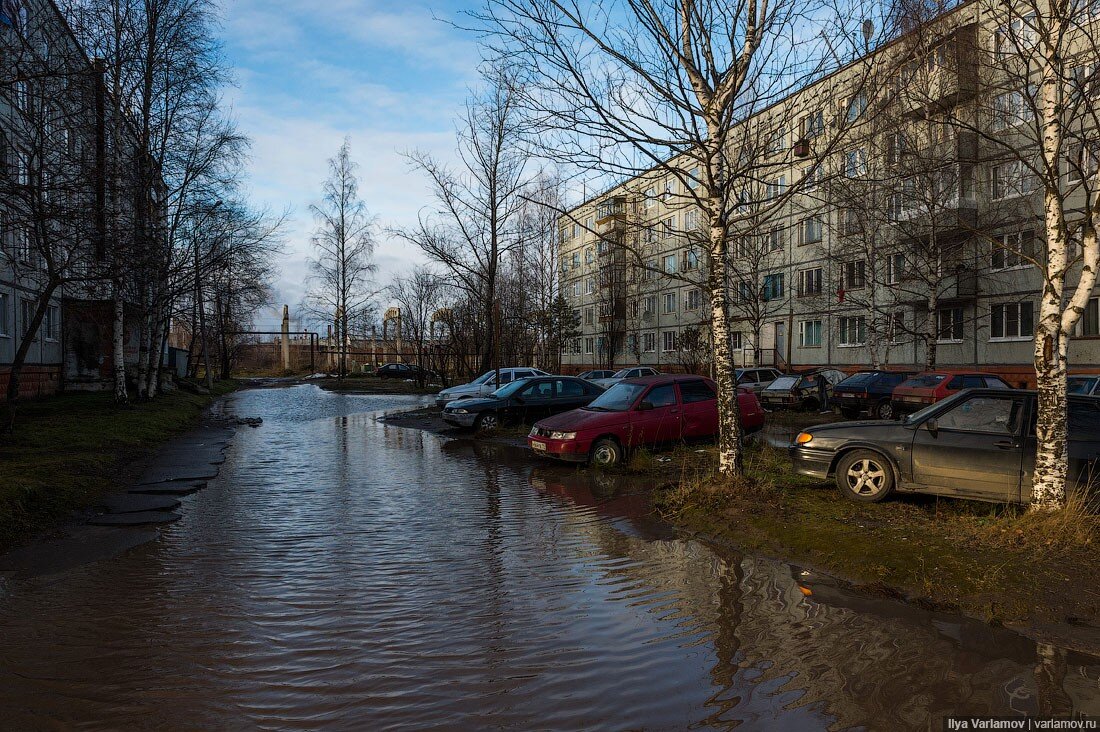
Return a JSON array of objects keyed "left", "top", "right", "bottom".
[
  {"left": 897, "top": 23, "right": 979, "bottom": 117},
  {"left": 595, "top": 196, "right": 630, "bottom": 235}
]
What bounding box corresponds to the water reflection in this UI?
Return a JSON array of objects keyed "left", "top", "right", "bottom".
[{"left": 0, "top": 385, "right": 1096, "bottom": 730}]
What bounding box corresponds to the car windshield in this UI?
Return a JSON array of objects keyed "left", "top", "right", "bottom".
[
  {"left": 1068, "top": 377, "right": 1098, "bottom": 395},
  {"left": 767, "top": 376, "right": 799, "bottom": 390},
  {"left": 901, "top": 391, "right": 967, "bottom": 425},
  {"left": 491, "top": 378, "right": 533, "bottom": 398},
  {"left": 471, "top": 372, "right": 495, "bottom": 385},
  {"left": 900, "top": 374, "right": 946, "bottom": 389},
  {"left": 585, "top": 382, "right": 646, "bottom": 411}
]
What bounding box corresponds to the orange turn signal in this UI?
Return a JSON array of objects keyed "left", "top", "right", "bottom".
[{"left": 795, "top": 432, "right": 814, "bottom": 445}]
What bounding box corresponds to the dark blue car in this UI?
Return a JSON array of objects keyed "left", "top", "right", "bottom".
[{"left": 832, "top": 370, "right": 915, "bottom": 420}]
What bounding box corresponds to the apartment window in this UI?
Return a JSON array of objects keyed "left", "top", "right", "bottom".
[
  {"left": 799, "top": 319, "right": 823, "bottom": 347},
  {"left": 643, "top": 332, "right": 656, "bottom": 352},
  {"left": 570, "top": 338, "right": 581, "bottom": 354},
  {"left": 990, "top": 301, "right": 1034, "bottom": 340},
  {"left": 684, "top": 209, "right": 700, "bottom": 232},
  {"left": 662, "top": 330, "right": 678, "bottom": 352},
  {"left": 1067, "top": 142, "right": 1100, "bottom": 182},
  {"left": 571, "top": 223, "right": 579, "bottom": 239},
  {"left": 686, "top": 289, "right": 701, "bottom": 311},
  {"left": 766, "top": 225, "right": 784, "bottom": 252},
  {"left": 886, "top": 132, "right": 906, "bottom": 166},
  {"left": 15, "top": 227, "right": 32, "bottom": 264},
  {"left": 596, "top": 336, "right": 607, "bottom": 354},
  {"left": 839, "top": 316, "right": 867, "bottom": 346},
  {"left": 585, "top": 216, "right": 594, "bottom": 231},
  {"left": 801, "top": 110, "right": 825, "bottom": 138},
  {"left": 687, "top": 167, "right": 701, "bottom": 189},
  {"left": 626, "top": 333, "right": 638, "bottom": 354},
  {"left": 737, "top": 280, "right": 754, "bottom": 302},
  {"left": 644, "top": 295, "right": 658, "bottom": 315},
  {"left": 662, "top": 254, "right": 677, "bottom": 274},
  {"left": 995, "top": 12, "right": 1037, "bottom": 59},
  {"left": 841, "top": 260, "right": 866, "bottom": 289},
  {"left": 992, "top": 230, "right": 1036, "bottom": 270},
  {"left": 731, "top": 332, "right": 744, "bottom": 350},
  {"left": 584, "top": 337, "right": 594, "bottom": 354},
  {"left": 766, "top": 175, "right": 786, "bottom": 199},
  {"left": 628, "top": 299, "right": 640, "bottom": 318},
  {"left": 584, "top": 307, "right": 594, "bottom": 326},
  {"left": 662, "top": 216, "right": 676, "bottom": 237},
  {"left": 799, "top": 217, "right": 823, "bottom": 245},
  {"left": 991, "top": 90, "right": 1029, "bottom": 132},
  {"left": 643, "top": 187, "right": 656, "bottom": 212},
  {"left": 571, "top": 252, "right": 580, "bottom": 268},
  {"left": 797, "top": 267, "right": 823, "bottom": 297},
  {"left": 841, "top": 208, "right": 861, "bottom": 235},
  {"left": 20, "top": 298, "right": 35, "bottom": 339},
  {"left": 845, "top": 149, "right": 868, "bottom": 178},
  {"left": 886, "top": 253, "right": 906, "bottom": 284},
  {"left": 0, "top": 292, "right": 10, "bottom": 337},
  {"left": 937, "top": 307, "right": 964, "bottom": 342},
  {"left": 44, "top": 304, "right": 59, "bottom": 341},
  {"left": 1079, "top": 297, "right": 1099, "bottom": 336},
  {"left": 571, "top": 282, "right": 580, "bottom": 298},
  {"left": 888, "top": 310, "right": 907, "bottom": 342},
  {"left": 585, "top": 278, "right": 595, "bottom": 295},
  {"left": 992, "top": 161, "right": 1038, "bottom": 200},
  {"left": 663, "top": 292, "right": 677, "bottom": 314},
  {"left": 644, "top": 259, "right": 657, "bottom": 280},
  {"left": 585, "top": 248, "right": 594, "bottom": 264},
  {"left": 802, "top": 165, "right": 823, "bottom": 191},
  {"left": 682, "top": 248, "right": 699, "bottom": 270},
  {"left": 846, "top": 93, "right": 867, "bottom": 123},
  {"left": 762, "top": 273, "right": 784, "bottom": 301},
  {"left": 769, "top": 127, "right": 787, "bottom": 154}
]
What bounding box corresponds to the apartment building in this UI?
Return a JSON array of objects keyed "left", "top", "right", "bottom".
[
  {"left": 0, "top": 0, "right": 150, "bottom": 397},
  {"left": 558, "top": 0, "right": 1100, "bottom": 387}
]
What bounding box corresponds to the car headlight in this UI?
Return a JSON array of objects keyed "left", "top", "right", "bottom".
[
  {"left": 795, "top": 432, "right": 814, "bottom": 445},
  {"left": 452, "top": 409, "right": 468, "bottom": 415},
  {"left": 550, "top": 431, "right": 576, "bottom": 440}
]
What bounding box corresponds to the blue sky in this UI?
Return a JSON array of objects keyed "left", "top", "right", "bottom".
[{"left": 219, "top": 0, "right": 482, "bottom": 329}]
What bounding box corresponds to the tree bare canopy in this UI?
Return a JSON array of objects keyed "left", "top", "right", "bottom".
[
  {"left": 303, "top": 139, "right": 378, "bottom": 380},
  {"left": 471, "top": 0, "right": 889, "bottom": 475}
]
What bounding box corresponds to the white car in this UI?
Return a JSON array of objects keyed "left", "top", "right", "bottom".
[
  {"left": 590, "top": 366, "right": 661, "bottom": 389},
  {"left": 435, "top": 368, "right": 550, "bottom": 408}
]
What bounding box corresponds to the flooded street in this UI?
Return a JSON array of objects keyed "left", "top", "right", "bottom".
[{"left": 2, "top": 385, "right": 1099, "bottom": 730}]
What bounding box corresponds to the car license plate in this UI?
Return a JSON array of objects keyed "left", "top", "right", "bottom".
[{"left": 531, "top": 441, "right": 547, "bottom": 451}]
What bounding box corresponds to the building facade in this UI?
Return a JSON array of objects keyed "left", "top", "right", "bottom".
[{"left": 558, "top": 0, "right": 1100, "bottom": 388}]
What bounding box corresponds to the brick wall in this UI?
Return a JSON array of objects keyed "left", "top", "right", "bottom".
[{"left": 0, "top": 366, "right": 62, "bottom": 399}]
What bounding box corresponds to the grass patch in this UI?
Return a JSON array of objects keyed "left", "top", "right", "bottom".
[
  {"left": 0, "top": 381, "right": 238, "bottom": 550},
  {"left": 652, "top": 441, "right": 1100, "bottom": 624}
]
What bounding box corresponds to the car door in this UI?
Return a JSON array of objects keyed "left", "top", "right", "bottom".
[
  {"left": 552, "top": 378, "right": 591, "bottom": 414},
  {"left": 632, "top": 383, "right": 682, "bottom": 445},
  {"left": 517, "top": 379, "right": 555, "bottom": 421},
  {"left": 910, "top": 394, "right": 1027, "bottom": 501},
  {"left": 679, "top": 380, "right": 718, "bottom": 439}
]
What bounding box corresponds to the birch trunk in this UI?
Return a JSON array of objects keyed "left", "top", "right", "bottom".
[
  {"left": 113, "top": 281, "right": 128, "bottom": 404},
  {"left": 708, "top": 213, "right": 743, "bottom": 475},
  {"left": 136, "top": 305, "right": 152, "bottom": 400}
]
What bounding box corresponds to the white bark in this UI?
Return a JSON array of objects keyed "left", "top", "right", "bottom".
[{"left": 113, "top": 282, "right": 128, "bottom": 404}]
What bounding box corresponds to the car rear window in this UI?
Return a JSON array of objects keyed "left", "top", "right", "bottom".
[
  {"left": 947, "top": 375, "right": 985, "bottom": 390},
  {"left": 838, "top": 372, "right": 876, "bottom": 387},
  {"left": 768, "top": 376, "right": 799, "bottom": 390},
  {"left": 1068, "top": 377, "right": 1098, "bottom": 395},
  {"left": 901, "top": 374, "right": 946, "bottom": 388},
  {"left": 984, "top": 377, "right": 1011, "bottom": 389},
  {"left": 680, "top": 380, "right": 716, "bottom": 403}
]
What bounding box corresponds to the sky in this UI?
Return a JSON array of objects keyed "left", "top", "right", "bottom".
[{"left": 218, "top": 0, "right": 483, "bottom": 331}]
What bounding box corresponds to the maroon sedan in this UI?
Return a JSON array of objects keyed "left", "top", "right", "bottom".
[{"left": 527, "top": 374, "right": 765, "bottom": 467}]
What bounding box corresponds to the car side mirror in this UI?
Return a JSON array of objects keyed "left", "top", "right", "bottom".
[
  {"left": 637, "top": 401, "right": 654, "bottom": 411},
  {"left": 926, "top": 418, "right": 938, "bottom": 437},
  {"left": 514, "top": 395, "right": 525, "bottom": 403}
]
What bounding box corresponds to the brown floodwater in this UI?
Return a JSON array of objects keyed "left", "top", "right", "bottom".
[{"left": 1, "top": 385, "right": 1098, "bottom": 730}]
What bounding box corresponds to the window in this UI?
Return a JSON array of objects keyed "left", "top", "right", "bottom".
[
  {"left": 766, "top": 225, "right": 784, "bottom": 252},
  {"left": 20, "top": 298, "right": 34, "bottom": 339},
  {"left": 992, "top": 90, "right": 1031, "bottom": 133},
  {"left": 1080, "top": 297, "right": 1099, "bottom": 336},
  {"left": 14, "top": 227, "right": 32, "bottom": 264},
  {"left": 662, "top": 216, "right": 675, "bottom": 237},
  {"left": 664, "top": 292, "right": 677, "bottom": 314},
  {"left": 803, "top": 165, "right": 823, "bottom": 191},
  {"left": 841, "top": 260, "right": 866, "bottom": 289},
  {"left": 572, "top": 223, "right": 579, "bottom": 239},
  {"left": 845, "top": 148, "right": 868, "bottom": 178},
  {"left": 45, "top": 304, "right": 59, "bottom": 341},
  {"left": 585, "top": 248, "right": 594, "bottom": 264},
  {"left": 992, "top": 161, "right": 1038, "bottom": 200},
  {"left": 585, "top": 216, "right": 594, "bottom": 231},
  {"left": 584, "top": 337, "right": 594, "bottom": 354},
  {"left": 888, "top": 310, "right": 906, "bottom": 342},
  {"left": 886, "top": 132, "right": 906, "bottom": 166},
  {"left": 596, "top": 336, "right": 607, "bottom": 354},
  {"left": 769, "top": 126, "right": 787, "bottom": 154},
  {"left": 662, "top": 254, "right": 677, "bottom": 273},
  {"left": 683, "top": 248, "right": 699, "bottom": 270},
  {"left": 995, "top": 13, "right": 1037, "bottom": 59},
  {"left": 731, "top": 332, "right": 744, "bottom": 350},
  {"left": 644, "top": 295, "right": 657, "bottom": 315},
  {"left": 763, "top": 273, "right": 784, "bottom": 300},
  {"left": 990, "top": 301, "right": 1034, "bottom": 339},
  {"left": 839, "top": 316, "right": 867, "bottom": 346},
  {"left": 571, "top": 282, "right": 580, "bottom": 298},
  {"left": 643, "top": 332, "right": 656, "bottom": 352},
  {"left": 799, "top": 319, "right": 823, "bottom": 347},
  {"left": 939, "top": 396, "right": 1023, "bottom": 434},
  {"left": 992, "top": 230, "right": 1036, "bottom": 270},
  {"left": 797, "top": 267, "right": 823, "bottom": 296},
  {"left": 766, "top": 175, "right": 786, "bottom": 199},
  {"left": 846, "top": 93, "right": 867, "bottom": 123},
  {"left": 686, "top": 289, "right": 702, "bottom": 311},
  {"left": 643, "top": 187, "right": 657, "bottom": 212},
  {"left": 572, "top": 252, "right": 580, "bottom": 269},
  {"left": 738, "top": 280, "right": 754, "bottom": 302},
  {"left": 1067, "top": 142, "right": 1100, "bottom": 182},
  {"left": 0, "top": 292, "right": 9, "bottom": 337},
  {"left": 585, "top": 278, "right": 595, "bottom": 295},
  {"left": 646, "top": 384, "right": 678, "bottom": 408},
  {"left": 662, "top": 330, "right": 678, "bottom": 352},
  {"left": 680, "top": 380, "right": 716, "bottom": 403},
  {"left": 570, "top": 338, "right": 581, "bottom": 354},
  {"left": 627, "top": 333, "right": 638, "bottom": 353},
  {"left": 799, "top": 217, "right": 823, "bottom": 245},
  {"left": 687, "top": 167, "right": 701, "bottom": 189},
  {"left": 938, "top": 307, "right": 964, "bottom": 341},
  {"left": 684, "top": 209, "right": 700, "bottom": 232},
  {"left": 801, "top": 110, "right": 825, "bottom": 138},
  {"left": 886, "top": 253, "right": 905, "bottom": 284},
  {"left": 628, "top": 299, "right": 640, "bottom": 318},
  {"left": 841, "top": 208, "right": 861, "bottom": 235},
  {"left": 585, "top": 308, "right": 594, "bottom": 326}
]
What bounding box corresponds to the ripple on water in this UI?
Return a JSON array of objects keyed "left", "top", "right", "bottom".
[{"left": 0, "top": 385, "right": 1098, "bottom": 731}]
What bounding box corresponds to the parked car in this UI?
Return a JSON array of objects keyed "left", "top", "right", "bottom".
[
  {"left": 735, "top": 367, "right": 784, "bottom": 395},
  {"left": 890, "top": 371, "right": 1011, "bottom": 415},
  {"left": 441, "top": 376, "right": 605, "bottom": 431},
  {"left": 375, "top": 362, "right": 433, "bottom": 380},
  {"left": 590, "top": 366, "right": 661, "bottom": 389},
  {"left": 789, "top": 388, "right": 1100, "bottom": 504},
  {"left": 1069, "top": 374, "right": 1100, "bottom": 396},
  {"left": 435, "top": 368, "right": 551, "bottom": 408},
  {"left": 832, "top": 370, "right": 916, "bottom": 420},
  {"left": 577, "top": 369, "right": 617, "bottom": 381},
  {"left": 527, "top": 374, "right": 765, "bottom": 467},
  {"left": 759, "top": 369, "right": 847, "bottom": 411}
]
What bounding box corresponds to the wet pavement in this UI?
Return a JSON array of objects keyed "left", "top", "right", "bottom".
[{"left": 1, "top": 384, "right": 1098, "bottom": 730}]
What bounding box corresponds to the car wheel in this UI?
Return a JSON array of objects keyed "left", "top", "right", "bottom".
[
  {"left": 475, "top": 412, "right": 499, "bottom": 432},
  {"left": 840, "top": 407, "right": 860, "bottom": 419},
  {"left": 836, "top": 450, "right": 895, "bottom": 503},
  {"left": 802, "top": 397, "right": 820, "bottom": 412},
  {"left": 874, "top": 400, "right": 894, "bottom": 420},
  {"left": 589, "top": 438, "right": 623, "bottom": 468}
]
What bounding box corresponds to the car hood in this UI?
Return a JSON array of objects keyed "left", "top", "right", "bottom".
[
  {"left": 803, "top": 419, "right": 912, "bottom": 439},
  {"left": 439, "top": 384, "right": 482, "bottom": 398},
  {"left": 535, "top": 408, "right": 629, "bottom": 431},
  {"left": 446, "top": 396, "right": 499, "bottom": 411}
]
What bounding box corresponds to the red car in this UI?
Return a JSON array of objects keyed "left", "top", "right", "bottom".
[
  {"left": 527, "top": 374, "right": 765, "bottom": 467},
  {"left": 890, "top": 370, "right": 1012, "bottom": 415}
]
